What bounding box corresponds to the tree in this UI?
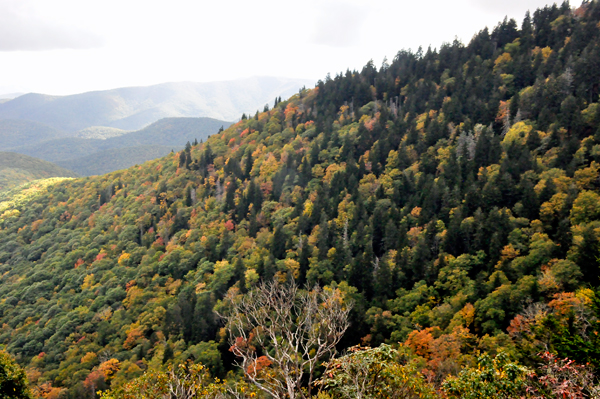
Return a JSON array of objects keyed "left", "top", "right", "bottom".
[
  {"left": 442, "top": 352, "right": 529, "bottom": 399},
  {"left": 99, "top": 362, "right": 257, "bottom": 399},
  {"left": 0, "top": 350, "right": 32, "bottom": 399},
  {"left": 316, "top": 344, "right": 438, "bottom": 399},
  {"left": 220, "top": 281, "right": 352, "bottom": 399},
  {"left": 527, "top": 352, "right": 600, "bottom": 399}
]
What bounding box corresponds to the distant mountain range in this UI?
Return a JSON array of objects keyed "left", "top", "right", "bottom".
[
  {"left": 0, "top": 76, "right": 311, "bottom": 176},
  {"left": 6, "top": 117, "right": 231, "bottom": 176},
  {"left": 0, "top": 76, "right": 314, "bottom": 132},
  {"left": 0, "top": 152, "right": 78, "bottom": 191}
]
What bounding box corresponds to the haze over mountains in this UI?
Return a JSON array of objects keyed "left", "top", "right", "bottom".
[
  {"left": 0, "top": 76, "right": 314, "bottom": 132},
  {"left": 0, "top": 76, "right": 312, "bottom": 177},
  {"left": 6, "top": 117, "right": 231, "bottom": 176}
]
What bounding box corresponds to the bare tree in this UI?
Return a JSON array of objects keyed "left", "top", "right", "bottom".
[{"left": 220, "top": 280, "right": 353, "bottom": 399}]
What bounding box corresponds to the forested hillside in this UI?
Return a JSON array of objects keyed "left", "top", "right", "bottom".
[
  {"left": 10, "top": 117, "right": 232, "bottom": 176},
  {"left": 0, "top": 152, "right": 78, "bottom": 192},
  {"left": 1, "top": 2, "right": 600, "bottom": 397},
  {"left": 0, "top": 120, "right": 68, "bottom": 151}
]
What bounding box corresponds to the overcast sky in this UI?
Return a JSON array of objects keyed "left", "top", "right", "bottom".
[{"left": 0, "top": 0, "right": 583, "bottom": 96}]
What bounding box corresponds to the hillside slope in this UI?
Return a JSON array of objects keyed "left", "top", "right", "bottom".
[
  {"left": 10, "top": 117, "right": 231, "bottom": 175},
  {"left": 0, "top": 77, "right": 313, "bottom": 132},
  {"left": 1, "top": 2, "right": 600, "bottom": 396},
  {"left": 0, "top": 119, "right": 68, "bottom": 151},
  {"left": 0, "top": 152, "right": 78, "bottom": 191},
  {"left": 56, "top": 145, "right": 174, "bottom": 176}
]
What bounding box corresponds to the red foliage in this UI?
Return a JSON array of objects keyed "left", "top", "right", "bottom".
[
  {"left": 83, "top": 370, "right": 104, "bottom": 394},
  {"left": 225, "top": 220, "right": 235, "bottom": 231},
  {"left": 527, "top": 352, "right": 596, "bottom": 399},
  {"left": 74, "top": 258, "right": 84, "bottom": 268},
  {"left": 247, "top": 356, "right": 272, "bottom": 375}
]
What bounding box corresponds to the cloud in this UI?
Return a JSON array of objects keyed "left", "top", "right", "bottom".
[
  {"left": 0, "top": 1, "right": 104, "bottom": 51},
  {"left": 311, "top": 2, "right": 369, "bottom": 47}
]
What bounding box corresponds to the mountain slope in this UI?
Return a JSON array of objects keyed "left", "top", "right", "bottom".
[
  {"left": 10, "top": 117, "right": 232, "bottom": 175},
  {"left": 0, "top": 152, "right": 78, "bottom": 191},
  {"left": 56, "top": 145, "right": 174, "bottom": 176},
  {"left": 0, "top": 76, "right": 314, "bottom": 132},
  {"left": 0, "top": 119, "right": 68, "bottom": 151},
  {"left": 1, "top": 2, "right": 600, "bottom": 396}
]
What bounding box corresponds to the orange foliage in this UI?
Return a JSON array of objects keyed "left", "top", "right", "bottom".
[
  {"left": 74, "top": 258, "right": 84, "bottom": 268},
  {"left": 246, "top": 356, "right": 272, "bottom": 375},
  {"left": 123, "top": 327, "right": 144, "bottom": 349},
  {"left": 496, "top": 101, "right": 509, "bottom": 123},
  {"left": 404, "top": 326, "right": 468, "bottom": 384},
  {"left": 225, "top": 220, "right": 235, "bottom": 231},
  {"left": 548, "top": 292, "right": 584, "bottom": 316},
  {"left": 30, "top": 219, "right": 43, "bottom": 232},
  {"left": 98, "top": 358, "right": 120, "bottom": 377},
  {"left": 125, "top": 280, "right": 137, "bottom": 291},
  {"left": 405, "top": 327, "right": 438, "bottom": 358},
  {"left": 33, "top": 382, "right": 66, "bottom": 399}
]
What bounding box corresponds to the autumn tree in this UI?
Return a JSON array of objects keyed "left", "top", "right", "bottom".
[
  {"left": 99, "top": 362, "right": 257, "bottom": 399},
  {"left": 316, "top": 344, "right": 438, "bottom": 399},
  {"left": 0, "top": 350, "right": 32, "bottom": 399},
  {"left": 220, "top": 281, "right": 352, "bottom": 399},
  {"left": 442, "top": 352, "right": 530, "bottom": 399}
]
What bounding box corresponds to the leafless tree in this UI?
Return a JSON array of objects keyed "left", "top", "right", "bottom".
[{"left": 219, "top": 280, "right": 353, "bottom": 399}]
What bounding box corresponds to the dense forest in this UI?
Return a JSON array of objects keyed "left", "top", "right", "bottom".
[{"left": 2, "top": 1, "right": 600, "bottom": 397}]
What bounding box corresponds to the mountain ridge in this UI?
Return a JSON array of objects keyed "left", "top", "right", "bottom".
[
  {"left": 0, "top": 76, "right": 314, "bottom": 132},
  {"left": 0, "top": 152, "right": 78, "bottom": 191},
  {"left": 8, "top": 117, "right": 232, "bottom": 176}
]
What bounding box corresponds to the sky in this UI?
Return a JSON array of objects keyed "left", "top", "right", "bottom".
[{"left": 0, "top": 0, "right": 583, "bottom": 96}]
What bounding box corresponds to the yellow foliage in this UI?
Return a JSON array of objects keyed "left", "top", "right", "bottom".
[
  {"left": 570, "top": 190, "right": 600, "bottom": 225},
  {"left": 540, "top": 193, "right": 568, "bottom": 221},
  {"left": 573, "top": 161, "right": 599, "bottom": 190},
  {"left": 303, "top": 199, "right": 313, "bottom": 217},
  {"left": 98, "top": 358, "right": 121, "bottom": 378},
  {"left": 502, "top": 122, "right": 532, "bottom": 147},
  {"left": 323, "top": 163, "right": 345, "bottom": 184},
  {"left": 81, "top": 274, "right": 96, "bottom": 290},
  {"left": 123, "top": 286, "right": 144, "bottom": 309},
  {"left": 259, "top": 153, "right": 280, "bottom": 178},
  {"left": 494, "top": 52, "right": 512, "bottom": 71},
  {"left": 118, "top": 252, "right": 131, "bottom": 266},
  {"left": 244, "top": 268, "right": 260, "bottom": 288},
  {"left": 283, "top": 258, "right": 300, "bottom": 279},
  {"left": 81, "top": 352, "right": 98, "bottom": 364}
]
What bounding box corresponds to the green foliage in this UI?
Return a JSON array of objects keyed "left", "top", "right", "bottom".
[
  {"left": 98, "top": 362, "right": 257, "bottom": 399},
  {"left": 316, "top": 344, "right": 438, "bottom": 399},
  {"left": 442, "top": 352, "right": 530, "bottom": 399},
  {"left": 0, "top": 350, "right": 32, "bottom": 399},
  {"left": 0, "top": 3, "right": 600, "bottom": 396}
]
